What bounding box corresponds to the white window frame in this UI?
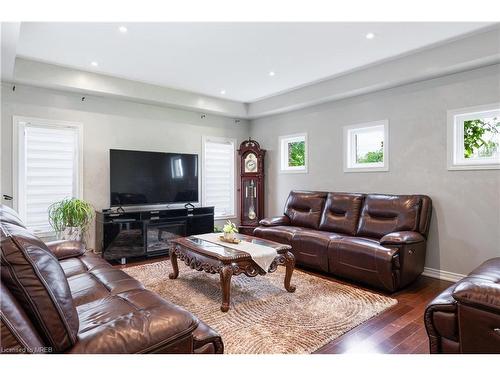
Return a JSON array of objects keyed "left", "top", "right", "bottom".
[
  {"left": 447, "top": 103, "right": 500, "bottom": 171},
  {"left": 343, "top": 120, "right": 389, "bottom": 173},
  {"left": 12, "top": 116, "right": 83, "bottom": 235},
  {"left": 201, "top": 136, "right": 237, "bottom": 220},
  {"left": 279, "top": 133, "right": 308, "bottom": 173}
]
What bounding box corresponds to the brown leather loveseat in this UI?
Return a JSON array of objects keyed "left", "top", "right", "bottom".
[
  {"left": 0, "top": 205, "right": 223, "bottom": 354},
  {"left": 254, "top": 191, "right": 432, "bottom": 292},
  {"left": 424, "top": 257, "right": 500, "bottom": 353}
]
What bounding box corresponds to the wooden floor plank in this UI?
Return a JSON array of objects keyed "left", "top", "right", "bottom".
[{"left": 115, "top": 256, "right": 451, "bottom": 354}]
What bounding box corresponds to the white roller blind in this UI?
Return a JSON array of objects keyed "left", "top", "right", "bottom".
[
  {"left": 203, "top": 137, "right": 235, "bottom": 219},
  {"left": 16, "top": 118, "right": 82, "bottom": 234}
]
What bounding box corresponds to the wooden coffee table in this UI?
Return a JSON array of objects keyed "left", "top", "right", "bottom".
[{"left": 169, "top": 233, "right": 296, "bottom": 312}]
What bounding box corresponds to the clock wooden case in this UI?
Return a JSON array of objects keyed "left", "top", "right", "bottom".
[{"left": 238, "top": 139, "right": 266, "bottom": 235}]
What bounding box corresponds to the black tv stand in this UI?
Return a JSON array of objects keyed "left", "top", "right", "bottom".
[{"left": 95, "top": 206, "right": 214, "bottom": 264}]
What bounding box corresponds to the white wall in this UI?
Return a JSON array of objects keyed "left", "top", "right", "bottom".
[
  {"left": 1, "top": 83, "right": 249, "bottom": 248},
  {"left": 250, "top": 64, "right": 500, "bottom": 276}
]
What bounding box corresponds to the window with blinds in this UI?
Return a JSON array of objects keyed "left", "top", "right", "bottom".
[
  {"left": 202, "top": 136, "right": 236, "bottom": 219},
  {"left": 15, "top": 117, "right": 82, "bottom": 234}
]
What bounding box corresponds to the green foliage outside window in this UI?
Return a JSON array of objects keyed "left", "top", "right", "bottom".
[
  {"left": 357, "top": 149, "right": 383, "bottom": 163},
  {"left": 463, "top": 117, "right": 499, "bottom": 158},
  {"left": 288, "top": 141, "right": 305, "bottom": 167},
  {"left": 357, "top": 140, "right": 384, "bottom": 164}
]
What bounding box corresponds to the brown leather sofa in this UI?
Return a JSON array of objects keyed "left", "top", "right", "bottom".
[
  {"left": 0, "top": 204, "right": 223, "bottom": 354},
  {"left": 254, "top": 191, "right": 432, "bottom": 292},
  {"left": 424, "top": 257, "right": 500, "bottom": 353}
]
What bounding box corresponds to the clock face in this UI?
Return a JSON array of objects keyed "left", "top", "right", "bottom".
[{"left": 244, "top": 153, "right": 258, "bottom": 173}]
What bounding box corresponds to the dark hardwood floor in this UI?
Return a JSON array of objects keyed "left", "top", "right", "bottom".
[
  {"left": 115, "top": 256, "right": 451, "bottom": 354},
  {"left": 310, "top": 270, "right": 451, "bottom": 354}
]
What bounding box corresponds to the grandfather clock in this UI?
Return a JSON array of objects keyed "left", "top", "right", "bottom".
[{"left": 238, "top": 139, "right": 266, "bottom": 235}]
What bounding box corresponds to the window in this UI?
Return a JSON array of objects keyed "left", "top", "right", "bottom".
[
  {"left": 447, "top": 104, "right": 500, "bottom": 170},
  {"left": 344, "top": 120, "right": 389, "bottom": 172},
  {"left": 13, "top": 117, "right": 83, "bottom": 234},
  {"left": 202, "top": 136, "right": 236, "bottom": 219},
  {"left": 279, "top": 133, "right": 308, "bottom": 173}
]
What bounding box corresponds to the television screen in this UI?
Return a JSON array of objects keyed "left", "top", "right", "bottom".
[{"left": 110, "top": 149, "right": 199, "bottom": 206}]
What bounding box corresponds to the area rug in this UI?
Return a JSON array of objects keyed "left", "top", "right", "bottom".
[{"left": 124, "top": 261, "right": 397, "bottom": 354}]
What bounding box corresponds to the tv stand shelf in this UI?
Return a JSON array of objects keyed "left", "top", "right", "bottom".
[{"left": 96, "top": 206, "right": 214, "bottom": 264}]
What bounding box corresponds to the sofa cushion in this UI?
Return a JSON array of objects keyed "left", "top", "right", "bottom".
[
  {"left": 291, "top": 230, "right": 341, "bottom": 272},
  {"left": 253, "top": 226, "right": 303, "bottom": 245},
  {"left": 70, "top": 289, "right": 198, "bottom": 354},
  {"left": 328, "top": 237, "right": 399, "bottom": 291},
  {"left": 319, "top": 192, "right": 364, "bottom": 235},
  {"left": 68, "top": 267, "right": 144, "bottom": 306},
  {"left": 58, "top": 252, "right": 111, "bottom": 278},
  {"left": 356, "top": 194, "right": 422, "bottom": 239},
  {"left": 284, "top": 191, "right": 327, "bottom": 229},
  {"left": 0, "top": 222, "right": 79, "bottom": 352}
]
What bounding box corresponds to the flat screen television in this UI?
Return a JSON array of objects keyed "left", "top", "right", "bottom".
[{"left": 110, "top": 149, "right": 199, "bottom": 207}]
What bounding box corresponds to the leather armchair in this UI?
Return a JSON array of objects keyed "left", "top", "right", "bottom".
[{"left": 425, "top": 257, "right": 500, "bottom": 353}]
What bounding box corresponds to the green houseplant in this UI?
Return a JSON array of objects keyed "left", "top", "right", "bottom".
[
  {"left": 222, "top": 220, "right": 238, "bottom": 241},
  {"left": 48, "top": 198, "right": 94, "bottom": 242}
]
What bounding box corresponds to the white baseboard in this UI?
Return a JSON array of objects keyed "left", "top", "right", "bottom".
[{"left": 422, "top": 267, "right": 466, "bottom": 282}]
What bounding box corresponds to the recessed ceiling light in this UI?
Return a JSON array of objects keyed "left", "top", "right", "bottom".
[
  {"left": 268, "top": 71, "right": 276, "bottom": 77},
  {"left": 119, "top": 26, "right": 128, "bottom": 33},
  {"left": 365, "top": 32, "right": 375, "bottom": 40},
  {"left": 90, "top": 61, "right": 98, "bottom": 67},
  {"left": 220, "top": 89, "right": 226, "bottom": 95}
]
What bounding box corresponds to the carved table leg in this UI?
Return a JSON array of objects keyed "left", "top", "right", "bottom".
[
  {"left": 219, "top": 265, "right": 233, "bottom": 312},
  {"left": 284, "top": 251, "right": 296, "bottom": 293},
  {"left": 169, "top": 249, "right": 179, "bottom": 279}
]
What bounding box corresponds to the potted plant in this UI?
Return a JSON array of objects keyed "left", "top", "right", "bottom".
[
  {"left": 222, "top": 220, "right": 238, "bottom": 241},
  {"left": 48, "top": 198, "right": 94, "bottom": 242}
]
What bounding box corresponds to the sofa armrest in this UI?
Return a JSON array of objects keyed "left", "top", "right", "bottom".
[
  {"left": 259, "top": 215, "right": 290, "bottom": 227},
  {"left": 380, "top": 231, "right": 425, "bottom": 246},
  {"left": 452, "top": 280, "right": 500, "bottom": 314},
  {"left": 45, "top": 240, "right": 85, "bottom": 260}
]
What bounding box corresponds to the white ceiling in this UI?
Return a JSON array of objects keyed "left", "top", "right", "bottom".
[{"left": 15, "top": 22, "right": 494, "bottom": 102}]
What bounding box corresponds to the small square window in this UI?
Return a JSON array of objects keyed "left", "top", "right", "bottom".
[
  {"left": 344, "top": 120, "right": 389, "bottom": 172},
  {"left": 279, "top": 133, "right": 308, "bottom": 173},
  {"left": 448, "top": 104, "right": 500, "bottom": 170}
]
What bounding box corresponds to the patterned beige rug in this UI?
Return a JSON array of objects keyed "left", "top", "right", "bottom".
[{"left": 124, "top": 261, "right": 397, "bottom": 354}]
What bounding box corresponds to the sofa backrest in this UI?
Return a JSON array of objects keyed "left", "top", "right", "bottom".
[
  {"left": 284, "top": 191, "right": 327, "bottom": 229},
  {"left": 1, "top": 283, "right": 46, "bottom": 353},
  {"left": 319, "top": 193, "right": 364, "bottom": 236},
  {"left": 356, "top": 194, "right": 426, "bottom": 239},
  {"left": 0, "top": 205, "right": 79, "bottom": 352},
  {"left": 282, "top": 191, "right": 432, "bottom": 238}
]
